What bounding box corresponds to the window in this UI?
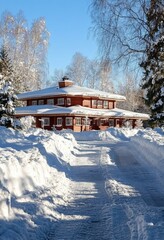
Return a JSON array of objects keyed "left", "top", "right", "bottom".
[
  {"left": 92, "top": 100, "right": 97, "bottom": 106},
  {"left": 103, "top": 101, "right": 108, "bottom": 108},
  {"left": 32, "top": 100, "right": 37, "bottom": 105},
  {"left": 75, "top": 117, "right": 81, "bottom": 125},
  {"left": 82, "top": 117, "right": 90, "bottom": 126},
  {"left": 57, "top": 117, "right": 62, "bottom": 126},
  {"left": 67, "top": 98, "right": 71, "bottom": 105},
  {"left": 38, "top": 99, "right": 44, "bottom": 105},
  {"left": 65, "top": 117, "right": 73, "bottom": 126},
  {"left": 109, "top": 119, "right": 114, "bottom": 127},
  {"left": 100, "top": 119, "right": 108, "bottom": 126},
  {"left": 41, "top": 118, "right": 50, "bottom": 126},
  {"left": 57, "top": 98, "right": 64, "bottom": 105},
  {"left": 97, "top": 100, "right": 102, "bottom": 106},
  {"left": 47, "top": 99, "right": 54, "bottom": 105}
]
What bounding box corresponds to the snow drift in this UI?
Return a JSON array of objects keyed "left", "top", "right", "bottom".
[{"left": 0, "top": 126, "right": 163, "bottom": 239}]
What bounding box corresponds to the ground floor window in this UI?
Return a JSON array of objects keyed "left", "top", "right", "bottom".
[
  {"left": 65, "top": 117, "right": 73, "bottom": 126},
  {"left": 109, "top": 119, "right": 114, "bottom": 127},
  {"left": 100, "top": 119, "right": 108, "bottom": 125},
  {"left": 57, "top": 117, "right": 62, "bottom": 126},
  {"left": 41, "top": 117, "right": 50, "bottom": 127},
  {"left": 75, "top": 117, "right": 81, "bottom": 125},
  {"left": 32, "top": 100, "right": 37, "bottom": 105},
  {"left": 82, "top": 117, "right": 90, "bottom": 126}
]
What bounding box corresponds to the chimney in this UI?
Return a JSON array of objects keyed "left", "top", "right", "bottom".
[{"left": 58, "top": 76, "right": 73, "bottom": 88}]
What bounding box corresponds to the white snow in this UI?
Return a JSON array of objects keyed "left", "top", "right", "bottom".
[
  {"left": 17, "top": 84, "right": 126, "bottom": 101},
  {"left": 0, "top": 126, "right": 163, "bottom": 239},
  {"left": 15, "top": 104, "right": 149, "bottom": 119}
]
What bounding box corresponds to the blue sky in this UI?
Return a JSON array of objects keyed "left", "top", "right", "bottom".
[{"left": 0, "top": 0, "right": 98, "bottom": 76}]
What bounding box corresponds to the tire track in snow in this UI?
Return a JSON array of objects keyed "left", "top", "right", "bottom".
[{"left": 53, "top": 141, "right": 112, "bottom": 240}]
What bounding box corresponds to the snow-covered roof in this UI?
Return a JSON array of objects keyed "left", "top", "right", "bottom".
[
  {"left": 17, "top": 85, "right": 126, "bottom": 101},
  {"left": 15, "top": 105, "right": 149, "bottom": 120}
]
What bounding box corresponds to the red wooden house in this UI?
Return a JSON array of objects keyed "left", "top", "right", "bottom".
[{"left": 15, "top": 76, "right": 149, "bottom": 131}]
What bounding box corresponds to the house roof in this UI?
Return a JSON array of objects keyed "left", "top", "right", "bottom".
[
  {"left": 15, "top": 105, "right": 149, "bottom": 120},
  {"left": 17, "top": 85, "right": 126, "bottom": 101}
]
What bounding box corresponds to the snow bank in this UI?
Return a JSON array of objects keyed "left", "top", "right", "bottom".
[
  {"left": 0, "top": 127, "right": 77, "bottom": 239},
  {"left": 73, "top": 127, "right": 138, "bottom": 142},
  {"left": 130, "top": 128, "right": 164, "bottom": 175}
]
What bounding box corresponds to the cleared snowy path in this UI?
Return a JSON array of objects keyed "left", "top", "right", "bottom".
[
  {"left": 54, "top": 141, "right": 112, "bottom": 240},
  {"left": 54, "top": 138, "right": 164, "bottom": 240}
]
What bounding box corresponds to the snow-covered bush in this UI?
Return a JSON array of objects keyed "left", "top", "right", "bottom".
[
  {"left": 135, "top": 119, "right": 143, "bottom": 128},
  {"left": 19, "top": 116, "right": 36, "bottom": 131},
  {"left": 122, "top": 120, "right": 132, "bottom": 128}
]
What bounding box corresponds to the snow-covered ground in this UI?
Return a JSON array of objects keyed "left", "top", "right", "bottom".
[{"left": 0, "top": 126, "right": 163, "bottom": 239}]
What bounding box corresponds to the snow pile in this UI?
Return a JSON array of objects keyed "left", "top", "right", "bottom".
[
  {"left": 130, "top": 128, "right": 164, "bottom": 174},
  {"left": 73, "top": 127, "right": 138, "bottom": 142},
  {"left": 0, "top": 127, "right": 77, "bottom": 239}
]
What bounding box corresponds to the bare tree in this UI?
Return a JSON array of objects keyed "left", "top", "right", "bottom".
[
  {"left": 98, "top": 60, "right": 114, "bottom": 92},
  {"left": 66, "top": 52, "right": 89, "bottom": 86},
  {"left": 86, "top": 59, "right": 100, "bottom": 89},
  {"left": 66, "top": 52, "right": 114, "bottom": 92},
  {"left": 90, "top": 0, "right": 149, "bottom": 66},
  {"left": 117, "top": 73, "right": 146, "bottom": 112},
  {"left": 0, "top": 11, "right": 49, "bottom": 92},
  {"left": 48, "top": 69, "right": 66, "bottom": 87}
]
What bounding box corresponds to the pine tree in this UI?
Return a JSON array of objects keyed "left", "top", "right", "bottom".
[
  {"left": 0, "top": 46, "right": 17, "bottom": 127},
  {"left": 141, "top": 0, "right": 164, "bottom": 127}
]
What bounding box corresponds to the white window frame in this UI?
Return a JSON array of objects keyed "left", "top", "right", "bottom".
[
  {"left": 42, "top": 117, "right": 50, "bottom": 126},
  {"left": 57, "top": 98, "right": 64, "bottom": 105},
  {"left": 56, "top": 117, "right": 62, "bottom": 126},
  {"left": 67, "top": 98, "right": 71, "bottom": 105},
  {"left": 75, "top": 117, "right": 81, "bottom": 126},
  {"left": 97, "top": 100, "right": 102, "bottom": 106},
  {"left": 92, "top": 100, "right": 97, "bottom": 107},
  {"left": 47, "top": 98, "right": 54, "bottom": 105},
  {"left": 32, "top": 100, "right": 37, "bottom": 105},
  {"left": 82, "top": 117, "right": 90, "bottom": 126},
  {"left": 38, "top": 99, "right": 44, "bottom": 105},
  {"left": 103, "top": 101, "right": 108, "bottom": 108},
  {"left": 65, "top": 117, "right": 73, "bottom": 126}
]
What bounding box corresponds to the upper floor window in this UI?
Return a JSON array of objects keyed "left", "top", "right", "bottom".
[
  {"left": 65, "top": 117, "right": 73, "bottom": 126},
  {"left": 103, "top": 101, "right": 108, "bottom": 108},
  {"left": 97, "top": 100, "right": 102, "bottom": 106},
  {"left": 92, "top": 100, "right": 97, "bottom": 106},
  {"left": 57, "top": 98, "right": 64, "bottom": 105},
  {"left": 67, "top": 98, "right": 71, "bottom": 105},
  {"left": 32, "top": 100, "right": 37, "bottom": 105},
  {"left": 47, "top": 99, "right": 54, "bottom": 105},
  {"left": 38, "top": 99, "right": 44, "bottom": 105}
]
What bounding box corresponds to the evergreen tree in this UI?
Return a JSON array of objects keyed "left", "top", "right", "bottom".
[
  {"left": 0, "top": 46, "right": 17, "bottom": 127},
  {"left": 141, "top": 0, "right": 164, "bottom": 127}
]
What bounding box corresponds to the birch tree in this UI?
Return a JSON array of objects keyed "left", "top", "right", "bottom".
[{"left": 0, "top": 11, "right": 49, "bottom": 93}]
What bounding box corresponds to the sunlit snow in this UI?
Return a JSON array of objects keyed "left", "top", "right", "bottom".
[{"left": 0, "top": 126, "right": 164, "bottom": 239}]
